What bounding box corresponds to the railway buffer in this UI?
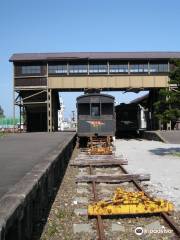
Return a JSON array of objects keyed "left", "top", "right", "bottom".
[{"left": 88, "top": 187, "right": 174, "bottom": 216}]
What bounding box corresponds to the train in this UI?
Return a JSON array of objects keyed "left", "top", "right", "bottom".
[
  {"left": 115, "top": 103, "right": 147, "bottom": 136},
  {"left": 76, "top": 93, "right": 115, "bottom": 147},
  {"left": 76, "top": 92, "right": 147, "bottom": 146}
]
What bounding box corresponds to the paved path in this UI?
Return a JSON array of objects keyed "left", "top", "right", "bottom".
[
  {"left": 0, "top": 132, "right": 75, "bottom": 199},
  {"left": 158, "top": 130, "right": 180, "bottom": 144}
]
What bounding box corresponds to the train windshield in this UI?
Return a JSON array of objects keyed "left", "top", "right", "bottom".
[
  {"left": 101, "top": 103, "right": 113, "bottom": 115},
  {"left": 78, "top": 103, "right": 90, "bottom": 115},
  {"left": 91, "top": 103, "right": 100, "bottom": 116}
]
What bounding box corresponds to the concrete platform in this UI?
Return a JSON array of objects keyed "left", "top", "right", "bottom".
[
  {"left": 143, "top": 130, "right": 180, "bottom": 144},
  {"left": 157, "top": 130, "right": 180, "bottom": 144},
  {"left": 0, "top": 132, "right": 76, "bottom": 239},
  {"left": 0, "top": 132, "right": 75, "bottom": 200}
]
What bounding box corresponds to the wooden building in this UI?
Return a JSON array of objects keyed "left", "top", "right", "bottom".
[{"left": 10, "top": 52, "right": 180, "bottom": 132}]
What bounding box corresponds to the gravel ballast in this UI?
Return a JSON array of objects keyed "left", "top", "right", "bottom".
[{"left": 115, "top": 139, "right": 180, "bottom": 210}]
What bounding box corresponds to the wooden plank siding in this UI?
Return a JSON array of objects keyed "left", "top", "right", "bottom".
[
  {"left": 15, "top": 78, "right": 47, "bottom": 87},
  {"left": 48, "top": 75, "right": 169, "bottom": 89}
]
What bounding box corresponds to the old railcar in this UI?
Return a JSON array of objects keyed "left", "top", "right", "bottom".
[
  {"left": 116, "top": 103, "right": 147, "bottom": 136},
  {"left": 77, "top": 93, "right": 115, "bottom": 146}
]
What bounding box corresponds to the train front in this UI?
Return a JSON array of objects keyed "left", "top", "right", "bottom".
[{"left": 76, "top": 93, "right": 115, "bottom": 147}]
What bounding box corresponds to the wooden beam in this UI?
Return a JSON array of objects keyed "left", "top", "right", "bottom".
[
  {"left": 74, "top": 156, "right": 122, "bottom": 161},
  {"left": 76, "top": 174, "right": 150, "bottom": 183},
  {"left": 71, "top": 160, "right": 128, "bottom": 167}
]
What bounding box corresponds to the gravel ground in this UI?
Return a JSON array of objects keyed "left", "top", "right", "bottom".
[
  {"left": 40, "top": 147, "right": 80, "bottom": 240},
  {"left": 115, "top": 138, "right": 180, "bottom": 236},
  {"left": 115, "top": 139, "right": 180, "bottom": 210}
]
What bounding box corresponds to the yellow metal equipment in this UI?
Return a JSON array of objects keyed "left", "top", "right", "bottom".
[
  {"left": 89, "top": 145, "right": 112, "bottom": 155},
  {"left": 88, "top": 136, "right": 112, "bottom": 155},
  {"left": 88, "top": 188, "right": 174, "bottom": 216}
]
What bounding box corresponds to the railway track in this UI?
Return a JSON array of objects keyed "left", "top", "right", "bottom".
[{"left": 71, "top": 148, "right": 180, "bottom": 240}]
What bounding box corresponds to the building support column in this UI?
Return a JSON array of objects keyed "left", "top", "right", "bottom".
[
  {"left": 13, "top": 90, "right": 16, "bottom": 133},
  {"left": 47, "top": 89, "right": 52, "bottom": 132},
  {"left": 20, "top": 101, "right": 22, "bottom": 133},
  {"left": 13, "top": 64, "right": 16, "bottom": 133}
]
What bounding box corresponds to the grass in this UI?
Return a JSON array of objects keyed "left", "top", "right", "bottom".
[
  {"left": 55, "top": 208, "right": 74, "bottom": 219},
  {"left": 56, "top": 209, "right": 66, "bottom": 219},
  {"left": 171, "top": 151, "right": 180, "bottom": 157},
  {"left": 0, "top": 132, "right": 5, "bottom": 138},
  {"left": 46, "top": 222, "right": 58, "bottom": 237}
]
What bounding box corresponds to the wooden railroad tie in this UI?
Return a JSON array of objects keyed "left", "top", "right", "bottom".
[
  {"left": 76, "top": 173, "right": 150, "bottom": 183},
  {"left": 71, "top": 159, "right": 128, "bottom": 167},
  {"left": 74, "top": 156, "right": 121, "bottom": 161}
]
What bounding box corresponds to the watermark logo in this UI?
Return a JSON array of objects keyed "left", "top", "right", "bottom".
[
  {"left": 135, "top": 227, "right": 143, "bottom": 236},
  {"left": 135, "top": 224, "right": 173, "bottom": 236}
]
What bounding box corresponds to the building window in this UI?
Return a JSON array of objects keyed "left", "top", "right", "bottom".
[
  {"left": 109, "top": 64, "right": 128, "bottom": 73},
  {"left": 130, "top": 64, "right": 148, "bottom": 73},
  {"left": 48, "top": 65, "right": 67, "bottom": 74},
  {"left": 150, "top": 64, "right": 168, "bottom": 73},
  {"left": 69, "top": 64, "right": 88, "bottom": 74},
  {"left": 22, "top": 66, "right": 41, "bottom": 74},
  {"left": 89, "top": 64, "right": 107, "bottom": 74}
]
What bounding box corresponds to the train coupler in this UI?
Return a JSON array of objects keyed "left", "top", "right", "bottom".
[{"left": 88, "top": 188, "right": 174, "bottom": 216}]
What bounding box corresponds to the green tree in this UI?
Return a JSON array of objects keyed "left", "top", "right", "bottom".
[
  {"left": 0, "top": 105, "right": 5, "bottom": 118},
  {"left": 154, "top": 60, "right": 180, "bottom": 129}
]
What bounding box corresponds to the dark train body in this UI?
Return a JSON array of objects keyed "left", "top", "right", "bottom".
[
  {"left": 77, "top": 93, "right": 115, "bottom": 144},
  {"left": 116, "top": 103, "right": 147, "bottom": 136}
]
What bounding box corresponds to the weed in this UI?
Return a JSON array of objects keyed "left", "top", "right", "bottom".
[
  {"left": 47, "top": 222, "right": 58, "bottom": 237},
  {"left": 172, "top": 152, "right": 180, "bottom": 157}
]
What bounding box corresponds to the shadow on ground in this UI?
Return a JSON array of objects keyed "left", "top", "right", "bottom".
[
  {"left": 149, "top": 147, "right": 180, "bottom": 156},
  {"left": 115, "top": 132, "right": 143, "bottom": 141}
]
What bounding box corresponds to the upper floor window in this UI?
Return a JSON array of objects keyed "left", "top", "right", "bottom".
[
  {"left": 22, "top": 66, "right": 41, "bottom": 74},
  {"left": 109, "top": 64, "right": 128, "bottom": 73},
  {"left": 69, "top": 64, "right": 88, "bottom": 74},
  {"left": 130, "top": 64, "right": 148, "bottom": 73},
  {"left": 48, "top": 65, "right": 67, "bottom": 74},
  {"left": 89, "top": 64, "right": 107, "bottom": 74},
  {"left": 150, "top": 64, "right": 168, "bottom": 73}
]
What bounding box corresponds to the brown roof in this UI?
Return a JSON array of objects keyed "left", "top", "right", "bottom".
[{"left": 9, "top": 52, "right": 180, "bottom": 62}]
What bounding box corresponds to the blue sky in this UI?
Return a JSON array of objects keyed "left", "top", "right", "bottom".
[{"left": 0, "top": 0, "right": 180, "bottom": 118}]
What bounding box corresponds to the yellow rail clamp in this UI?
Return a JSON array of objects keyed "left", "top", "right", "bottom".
[{"left": 88, "top": 188, "right": 174, "bottom": 216}]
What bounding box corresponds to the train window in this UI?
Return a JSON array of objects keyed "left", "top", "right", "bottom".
[
  {"left": 101, "top": 103, "right": 113, "bottom": 115},
  {"left": 91, "top": 103, "right": 100, "bottom": 116},
  {"left": 121, "top": 112, "right": 129, "bottom": 120},
  {"left": 78, "top": 103, "right": 90, "bottom": 115}
]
